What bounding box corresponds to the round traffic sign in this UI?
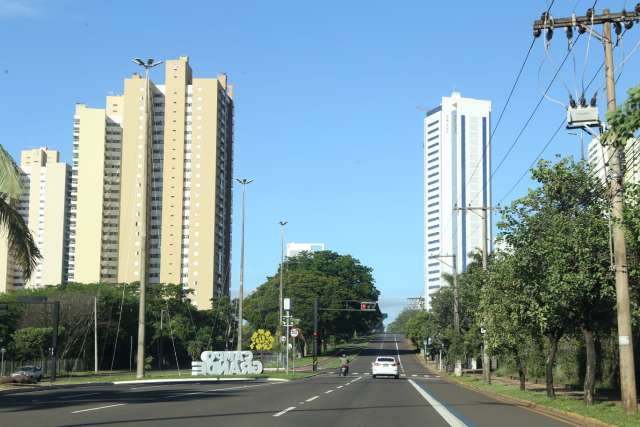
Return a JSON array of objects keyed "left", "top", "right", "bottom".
[{"left": 290, "top": 328, "right": 299, "bottom": 338}]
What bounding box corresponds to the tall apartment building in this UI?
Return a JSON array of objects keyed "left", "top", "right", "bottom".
[
  {"left": 0, "top": 148, "right": 70, "bottom": 292},
  {"left": 286, "top": 242, "right": 326, "bottom": 258},
  {"left": 588, "top": 137, "right": 640, "bottom": 185},
  {"left": 423, "top": 92, "right": 492, "bottom": 309},
  {"left": 68, "top": 56, "right": 233, "bottom": 308}
]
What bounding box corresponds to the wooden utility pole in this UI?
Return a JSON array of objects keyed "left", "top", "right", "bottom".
[{"left": 534, "top": 7, "right": 639, "bottom": 413}]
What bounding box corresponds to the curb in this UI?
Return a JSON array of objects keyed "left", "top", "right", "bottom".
[
  {"left": 415, "top": 357, "right": 613, "bottom": 427},
  {"left": 0, "top": 376, "right": 292, "bottom": 395}
]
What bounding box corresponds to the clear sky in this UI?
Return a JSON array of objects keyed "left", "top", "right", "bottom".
[{"left": 1, "top": 0, "right": 639, "bottom": 323}]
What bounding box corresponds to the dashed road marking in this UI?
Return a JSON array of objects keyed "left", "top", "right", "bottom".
[
  {"left": 411, "top": 374, "right": 417, "bottom": 377},
  {"left": 273, "top": 406, "right": 296, "bottom": 417},
  {"left": 306, "top": 395, "right": 319, "bottom": 402},
  {"left": 325, "top": 389, "right": 334, "bottom": 394},
  {"left": 72, "top": 403, "right": 126, "bottom": 414}
]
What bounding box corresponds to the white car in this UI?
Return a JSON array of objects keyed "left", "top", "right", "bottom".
[{"left": 371, "top": 356, "right": 399, "bottom": 379}]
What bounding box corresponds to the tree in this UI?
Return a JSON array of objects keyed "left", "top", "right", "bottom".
[
  {"left": 499, "top": 157, "right": 615, "bottom": 401},
  {"left": 386, "top": 309, "right": 418, "bottom": 334},
  {"left": 0, "top": 144, "right": 41, "bottom": 279},
  {"left": 244, "top": 251, "right": 382, "bottom": 350}
]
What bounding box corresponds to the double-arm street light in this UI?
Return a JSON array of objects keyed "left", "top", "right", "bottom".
[
  {"left": 236, "top": 178, "right": 253, "bottom": 351},
  {"left": 132, "top": 57, "right": 163, "bottom": 380}
]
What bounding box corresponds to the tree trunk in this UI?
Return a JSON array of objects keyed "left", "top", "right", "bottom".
[
  {"left": 517, "top": 356, "right": 526, "bottom": 391},
  {"left": 582, "top": 327, "right": 596, "bottom": 406},
  {"left": 546, "top": 335, "right": 559, "bottom": 398}
]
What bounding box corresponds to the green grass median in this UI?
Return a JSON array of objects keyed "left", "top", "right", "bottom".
[{"left": 452, "top": 375, "right": 640, "bottom": 427}]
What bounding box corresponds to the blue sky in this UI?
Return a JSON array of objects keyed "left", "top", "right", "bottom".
[{"left": 1, "top": 0, "right": 639, "bottom": 323}]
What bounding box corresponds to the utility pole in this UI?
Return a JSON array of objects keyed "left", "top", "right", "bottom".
[
  {"left": 132, "top": 58, "right": 163, "bottom": 379},
  {"left": 455, "top": 205, "right": 499, "bottom": 384},
  {"left": 236, "top": 178, "right": 253, "bottom": 351},
  {"left": 278, "top": 220, "right": 287, "bottom": 370},
  {"left": 534, "top": 6, "right": 639, "bottom": 413},
  {"left": 94, "top": 296, "right": 98, "bottom": 373}
]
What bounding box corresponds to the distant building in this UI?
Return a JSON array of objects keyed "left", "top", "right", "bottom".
[
  {"left": 286, "top": 242, "right": 326, "bottom": 257},
  {"left": 588, "top": 137, "right": 640, "bottom": 185},
  {"left": 406, "top": 297, "right": 425, "bottom": 311},
  {"left": 0, "top": 148, "right": 71, "bottom": 292},
  {"left": 423, "top": 92, "right": 492, "bottom": 310}
]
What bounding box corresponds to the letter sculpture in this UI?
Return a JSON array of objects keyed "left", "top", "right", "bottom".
[{"left": 192, "top": 351, "right": 263, "bottom": 376}]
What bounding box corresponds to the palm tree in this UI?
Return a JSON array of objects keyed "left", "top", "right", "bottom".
[{"left": 0, "top": 144, "right": 41, "bottom": 279}]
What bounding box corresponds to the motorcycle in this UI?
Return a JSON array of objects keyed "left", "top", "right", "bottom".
[{"left": 340, "top": 364, "right": 349, "bottom": 376}]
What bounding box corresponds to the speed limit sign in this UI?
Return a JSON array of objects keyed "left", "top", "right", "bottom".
[{"left": 290, "top": 328, "right": 299, "bottom": 338}]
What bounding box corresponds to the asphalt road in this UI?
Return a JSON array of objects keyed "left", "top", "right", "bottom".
[{"left": 0, "top": 334, "right": 577, "bottom": 427}]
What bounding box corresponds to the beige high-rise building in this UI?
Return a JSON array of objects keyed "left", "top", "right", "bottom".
[
  {"left": 0, "top": 148, "right": 71, "bottom": 292},
  {"left": 68, "top": 56, "right": 234, "bottom": 308}
]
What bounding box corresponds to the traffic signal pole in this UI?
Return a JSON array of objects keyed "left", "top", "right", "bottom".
[{"left": 533, "top": 7, "right": 639, "bottom": 413}]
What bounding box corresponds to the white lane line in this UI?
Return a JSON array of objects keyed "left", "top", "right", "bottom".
[
  {"left": 354, "top": 372, "right": 360, "bottom": 374},
  {"left": 72, "top": 403, "right": 126, "bottom": 414},
  {"left": 408, "top": 379, "right": 468, "bottom": 427},
  {"left": 412, "top": 374, "right": 417, "bottom": 377},
  {"left": 273, "top": 406, "right": 296, "bottom": 417},
  {"left": 337, "top": 385, "right": 343, "bottom": 389},
  {"left": 325, "top": 389, "right": 334, "bottom": 394},
  {"left": 306, "top": 395, "right": 319, "bottom": 402},
  {"left": 58, "top": 392, "right": 101, "bottom": 400},
  {"left": 394, "top": 338, "right": 405, "bottom": 374}
]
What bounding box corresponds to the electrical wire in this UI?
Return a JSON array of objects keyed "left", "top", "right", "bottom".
[
  {"left": 492, "top": 35, "right": 581, "bottom": 182},
  {"left": 495, "top": 59, "right": 605, "bottom": 205}
]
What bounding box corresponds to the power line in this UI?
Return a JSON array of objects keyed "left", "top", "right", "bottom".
[
  {"left": 498, "top": 119, "right": 566, "bottom": 205},
  {"left": 491, "top": 34, "right": 581, "bottom": 182}
]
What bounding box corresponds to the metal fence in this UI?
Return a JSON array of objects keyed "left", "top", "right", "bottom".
[{"left": 1, "top": 358, "right": 90, "bottom": 378}]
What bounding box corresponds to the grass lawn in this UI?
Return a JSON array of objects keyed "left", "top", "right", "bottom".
[{"left": 453, "top": 375, "right": 640, "bottom": 427}]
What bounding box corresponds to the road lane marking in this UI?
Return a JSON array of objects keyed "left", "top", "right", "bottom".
[
  {"left": 394, "top": 338, "right": 405, "bottom": 374},
  {"left": 325, "top": 389, "right": 334, "bottom": 394},
  {"left": 337, "top": 385, "right": 343, "bottom": 389},
  {"left": 408, "top": 379, "right": 468, "bottom": 427},
  {"left": 58, "top": 392, "right": 101, "bottom": 400},
  {"left": 273, "top": 406, "right": 296, "bottom": 417},
  {"left": 71, "top": 403, "right": 126, "bottom": 414},
  {"left": 412, "top": 374, "right": 417, "bottom": 377},
  {"left": 306, "top": 395, "right": 319, "bottom": 402}
]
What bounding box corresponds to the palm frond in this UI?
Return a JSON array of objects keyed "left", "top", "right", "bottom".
[
  {"left": 0, "top": 144, "right": 23, "bottom": 198},
  {"left": 0, "top": 197, "right": 41, "bottom": 280}
]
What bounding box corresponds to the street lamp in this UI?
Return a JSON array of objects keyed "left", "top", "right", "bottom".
[
  {"left": 236, "top": 178, "right": 253, "bottom": 351},
  {"left": 132, "top": 57, "right": 163, "bottom": 379},
  {"left": 278, "top": 220, "right": 288, "bottom": 370}
]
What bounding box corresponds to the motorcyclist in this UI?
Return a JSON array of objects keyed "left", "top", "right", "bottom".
[{"left": 340, "top": 354, "right": 350, "bottom": 376}]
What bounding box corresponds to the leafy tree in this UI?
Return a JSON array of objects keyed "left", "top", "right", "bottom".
[
  {"left": 386, "top": 309, "right": 418, "bottom": 334},
  {"left": 499, "top": 157, "right": 615, "bottom": 401},
  {"left": 244, "top": 251, "right": 382, "bottom": 351}
]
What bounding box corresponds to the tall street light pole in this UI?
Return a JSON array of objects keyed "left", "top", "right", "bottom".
[
  {"left": 132, "top": 58, "right": 163, "bottom": 379},
  {"left": 236, "top": 178, "right": 253, "bottom": 351},
  {"left": 278, "top": 220, "right": 287, "bottom": 369}
]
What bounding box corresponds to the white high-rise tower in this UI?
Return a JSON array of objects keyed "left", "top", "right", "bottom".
[{"left": 423, "top": 92, "right": 492, "bottom": 309}]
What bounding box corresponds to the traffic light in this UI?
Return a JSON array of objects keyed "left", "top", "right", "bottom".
[{"left": 359, "top": 302, "right": 377, "bottom": 312}]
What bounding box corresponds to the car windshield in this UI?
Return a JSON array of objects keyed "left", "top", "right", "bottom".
[{"left": 377, "top": 358, "right": 395, "bottom": 363}]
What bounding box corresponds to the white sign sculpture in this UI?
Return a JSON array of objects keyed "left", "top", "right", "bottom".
[{"left": 192, "top": 351, "right": 263, "bottom": 376}]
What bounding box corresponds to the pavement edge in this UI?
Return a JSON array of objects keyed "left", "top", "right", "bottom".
[{"left": 414, "top": 354, "right": 613, "bottom": 427}]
